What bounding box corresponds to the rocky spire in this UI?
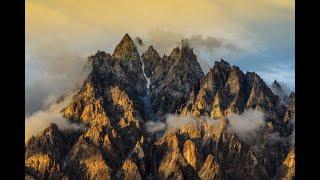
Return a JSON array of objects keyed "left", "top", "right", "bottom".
[
  {"left": 141, "top": 45, "right": 162, "bottom": 77},
  {"left": 112, "top": 33, "right": 140, "bottom": 60},
  {"left": 271, "top": 80, "right": 288, "bottom": 101},
  {"left": 245, "top": 72, "right": 278, "bottom": 110},
  {"left": 148, "top": 42, "right": 204, "bottom": 115}
]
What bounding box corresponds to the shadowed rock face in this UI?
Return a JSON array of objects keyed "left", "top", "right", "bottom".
[
  {"left": 141, "top": 45, "right": 162, "bottom": 78},
  {"left": 25, "top": 34, "right": 295, "bottom": 180},
  {"left": 148, "top": 43, "right": 204, "bottom": 116}
]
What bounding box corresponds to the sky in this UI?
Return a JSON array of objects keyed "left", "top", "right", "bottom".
[{"left": 26, "top": 0, "right": 295, "bottom": 115}]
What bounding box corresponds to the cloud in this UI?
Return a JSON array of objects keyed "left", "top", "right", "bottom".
[
  {"left": 145, "top": 109, "right": 296, "bottom": 148},
  {"left": 133, "top": 29, "right": 245, "bottom": 74},
  {"left": 227, "top": 109, "right": 266, "bottom": 142},
  {"left": 145, "top": 110, "right": 265, "bottom": 138},
  {"left": 26, "top": 44, "right": 91, "bottom": 114},
  {"left": 145, "top": 114, "right": 197, "bottom": 134},
  {"left": 138, "top": 29, "right": 241, "bottom": 55},
  {"left": 225, "top": 43, "right": 238, "bottom": 52},
  {"left": 135, "top": 37, "right": 144, "bottom": 46},
  {"left": 189, "top": 35, "right": 223, "bottom": 49},
  {"left": 166, "top": 114, "right": 198, "bottom": 130},
  {"left": 145, "top": 114, "right": 221, "bottom": 134},
  {"left": 145, "top": 121, "right": 166, "bottom": 134},
  {"left": 25, "top": 93, "right": 83, "bottom": 142}
]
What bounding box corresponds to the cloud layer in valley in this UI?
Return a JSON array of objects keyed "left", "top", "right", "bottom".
[{"left": 146, "top": 109, "right": 266, "bottom": 143}]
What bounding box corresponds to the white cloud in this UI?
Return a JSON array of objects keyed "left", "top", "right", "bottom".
[
  {"left": 227, "top": 109, "right": 265, "bottom": 141},
  {"left": 25, "top": 93, "right": 83, "bottom": 142}
]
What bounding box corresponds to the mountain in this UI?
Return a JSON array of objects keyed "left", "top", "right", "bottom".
[{"left": 25, "top": 34, "right": 295, "bottom": 180}]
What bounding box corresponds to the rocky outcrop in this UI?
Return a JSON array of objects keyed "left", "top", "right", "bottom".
[
  {"left": 276, "top": 146, "right": 295, "bottom": 180},
  {"left": 119, "top": 159, "right": 142, "bottom": 180},
  {"left": 148, "top": 41, "right": 204, "bottom": 116},
  {"left": 181, "top": 60, "right": 279, "bottom": 119},
  {"left": 271, "top": 80, "right": 285, "bottom": 98},
  {"left": 25, "top": 124, "right": 75, "bottom": 179},
  {"left": 198, "top": 154, "right": 221, "bottom": 180},
  {"left": 64, "top": 136, "right": 112, "bottom": 179},
  {"left": 113, "top": 33, "right": 140, "bottom": 60},
  {"left": 141, "top": 45, "right": 162, "bottom": 78}
]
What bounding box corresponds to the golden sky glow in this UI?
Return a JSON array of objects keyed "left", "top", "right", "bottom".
[{"left": 26, "top": 0, "right": 294, "bottom": 54}]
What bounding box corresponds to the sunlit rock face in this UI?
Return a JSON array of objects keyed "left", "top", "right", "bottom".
[
  {"left": 276, "top": 146, "right": 295, "bottom": 180},
  {"left": 25, "top": 34, "right": 295, "bottom": 180}
]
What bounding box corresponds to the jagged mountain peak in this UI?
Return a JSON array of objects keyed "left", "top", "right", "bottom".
[
  {"left": 143, "top": 45, "right": 160, "bottom": 58},
  {"left": 273, "top": 80, "right": 281, "bottom": 88},
  {"left": 168, "top": 39, "right": 195, "bottom": 60},
  {"left": 181, "top": 39, "right": 190, "bottom": 49},
  {"left": 271, "top": 79, "right": 285, "bottom": 98},
  {"left": 205, "top": 60, "right": 232, "bottom": 79},
  {"left": 170, "top": 46, "right": 181, "bottom": 56},
  {"left": 245, "top": 71, "right": 261, "bottom": 79},
  {"left": 214, "top": 59, "right": 231, "bottom": 69},
  {"left": 95, "top": 50, "right": 107, "bottom": 56},
  {"left": 231, "top": 65, "right": 241, "bottom": 71},
  {"left": 141, "top": 45, "right": 162, "bottom": 78},
  {"left": 147, "top": 45, "right": 156, "bottom": 51},
  {"left": 112, "top": 33, "right": 140, "bottom": 60}
]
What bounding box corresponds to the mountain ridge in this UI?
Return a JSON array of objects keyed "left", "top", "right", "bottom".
[{"left": 25, "top": 34, "right": 295, "bottom": 180}]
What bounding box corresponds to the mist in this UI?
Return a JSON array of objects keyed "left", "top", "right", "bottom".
[
  {"left": 25, "top": 92, "right": 83, "bottom": 142},
  {"left": 145, "top": 114, "right": 221, "bottom": 134},
  {"left": 227, "top": 109, "right": 265, "bottom": 142},
  {"left": 26, "top": 44, "right": 91, "bottom": 115},
  {"left": 133, "top": 29, "right": 244, "bottom": 74},
  {"left": 270, "top": 80, "right": 291, "bottom": 99},
  {"left": 145, "top": 121, "right": 166, "bottom": 134}
]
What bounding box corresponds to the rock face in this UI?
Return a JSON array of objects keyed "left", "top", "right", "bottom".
[
  {"left": 148, "top": 42, "right": 204, "bottom": 116},
  {"left": 141, "top": 45, "right": 162, "bottom": 78},
  {"left": 276, "top": 146, "right": 295, "bottom": 180},
  {"left": 180, "top": 60, "right": 280, "bottom": 121},
  {"left": 198, "top": 154, "right": 221, "bottom": 180},
  {"left": 25, "top": 34, "right": 295, "bottom": 180},
  {"left": 25, "top": 124, "right": 80, "bottom": 179}
]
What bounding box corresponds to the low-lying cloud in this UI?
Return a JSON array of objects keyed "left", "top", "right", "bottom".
[
  {"left": 227, "top": 109, "right": 265, "bottom": 141},
  {"left": 146, "top": 109, "right": 266, "bottom": 143},
  {"left": 25, "top": 92, "right": 83, "bottom": 142},
  {"left": 145, "top": 121, "right": 166, "bottom": 134},
  {"left": 145, "top": 114, "right": 221, "bottom": 134}
]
